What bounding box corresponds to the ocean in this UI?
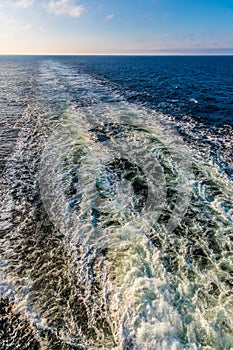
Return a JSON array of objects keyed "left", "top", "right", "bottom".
[{"left": 0, "top": 55, "right": 232, "bottom": 350}]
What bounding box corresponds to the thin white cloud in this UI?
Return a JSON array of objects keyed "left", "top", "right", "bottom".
[
  {"left": 23, "top": 23, "right": 33, "bottom": 30},
  {"left": 40, "top": 26, "right": 47, "bottom": 33},
  {"left": 46, "top": 0, "right": 84, "bottom": 18},
  {"left": 105, "top": 13, "right": 114, "bottom": 21},
  {"left": 15, "top": 0, "right": 34, "bottom": 8}
]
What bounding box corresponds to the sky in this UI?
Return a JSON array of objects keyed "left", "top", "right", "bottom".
[{"left": 0, "top": 0, "right": 233, "bottom": 55}]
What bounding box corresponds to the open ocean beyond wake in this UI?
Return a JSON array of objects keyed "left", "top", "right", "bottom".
[{"left": 0, "top": 55, "right": 232, "bottom": 350}]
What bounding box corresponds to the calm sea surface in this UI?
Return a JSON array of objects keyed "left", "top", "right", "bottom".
[{"left": 0, "top": 56, "right": 232, "bottom": 349}]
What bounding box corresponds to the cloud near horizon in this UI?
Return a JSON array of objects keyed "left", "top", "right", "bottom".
[
  {"left": 45, "top": 0, "right": 84, "bottom": 18},
  {"left": 15, "top": 0, "right": 34, "bottom": 8}
]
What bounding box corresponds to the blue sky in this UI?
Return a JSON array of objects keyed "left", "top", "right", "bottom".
[{"left": 0, "top": 0, "right": 233, "bottom": 54}]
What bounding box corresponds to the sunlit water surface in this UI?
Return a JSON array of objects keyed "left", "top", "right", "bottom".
[{"left": 0, "top": 56, "right": 232, "bottom": 350}]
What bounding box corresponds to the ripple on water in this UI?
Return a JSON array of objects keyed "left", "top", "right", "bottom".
[{"left": 0, "top": 59, "right": 232, "bottom": 350}]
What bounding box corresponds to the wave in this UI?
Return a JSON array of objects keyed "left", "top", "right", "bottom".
[{"left": 1, "top": 60, "right": 232, "bottom": 350}]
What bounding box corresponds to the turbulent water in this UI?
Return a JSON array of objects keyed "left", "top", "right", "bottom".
[{"left": 0, "top": 56, "right": 233, "bottom": 350}]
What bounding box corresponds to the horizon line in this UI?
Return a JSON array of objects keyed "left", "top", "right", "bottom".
[
  {"left": 1, "top": 47, "right": 233, "bottom": 56},
  {"left": 1, "top": 53, "right": 233, "bottom": 56}
]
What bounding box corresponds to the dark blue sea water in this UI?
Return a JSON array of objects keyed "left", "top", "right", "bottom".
[
  {"left": 0, "top": 56, "right": 232, "bottom": 350},
  {"left": 65, "top": 55, "right": 233, "bottom": 125}
]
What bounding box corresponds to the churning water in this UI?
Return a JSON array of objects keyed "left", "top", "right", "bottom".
[{"left": 0, "top": 56, "right": 232, "bottom": 350}]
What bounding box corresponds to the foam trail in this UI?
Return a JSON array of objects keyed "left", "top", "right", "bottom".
[
  {"left": 39, "top": 62, "right": 232, "bottom": 349},
  {"left": 38, "top": 100, "right": 197, "bottom": 349},
  {"left": 1, "top": 60, "right": 232, "bottom": 349}
]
